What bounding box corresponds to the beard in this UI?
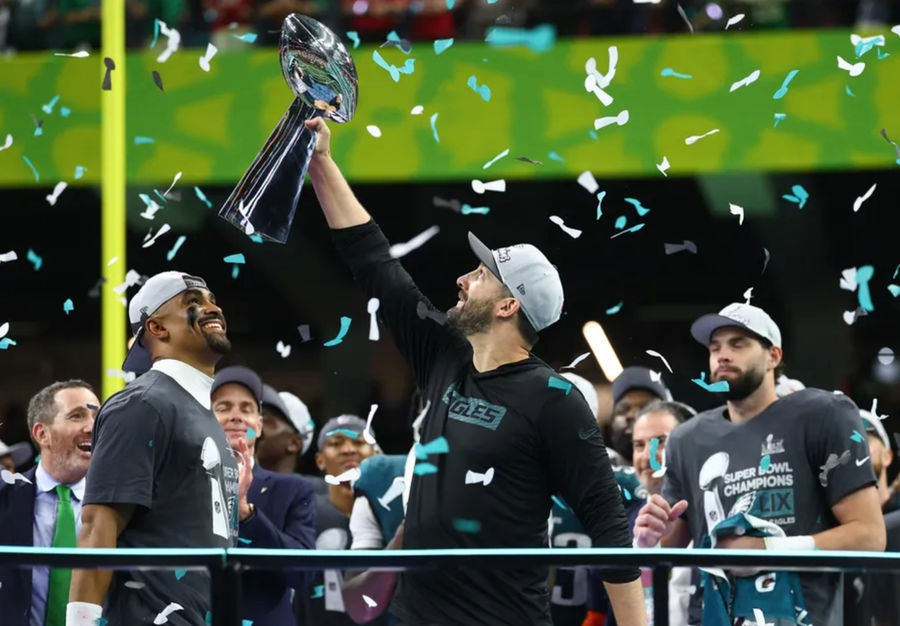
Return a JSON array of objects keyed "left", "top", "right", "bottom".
[
  {"left": 609, "top": 429, "right": 633, "bottom": 463},
  {"left": 201, "top": 328, "right": 232, "bottom": 355},
  {"left": 715, "top": 365, "right": 765, "bottom": 401},
  {"left": 447, "top": 297, "right": 495, "bottom": 336}
]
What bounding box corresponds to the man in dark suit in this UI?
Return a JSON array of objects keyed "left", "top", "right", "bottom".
[
  {"left": 0, "top": 380, "right": 99, "bottom": 626},
  {"left": 211, "top": 365, "right": 317, "bottom": 626}
]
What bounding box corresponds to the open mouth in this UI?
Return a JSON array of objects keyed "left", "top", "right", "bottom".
[
  {"left": 76, "top": 441, "right": 92, "bottom": 454},
  {"left": 199, "top": 318, "right": 226, "bottom": 332}
]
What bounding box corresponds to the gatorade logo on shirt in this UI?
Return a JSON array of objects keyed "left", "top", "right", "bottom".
[{"left": 442, "top": 382, "right": 507, "bottom": 430}]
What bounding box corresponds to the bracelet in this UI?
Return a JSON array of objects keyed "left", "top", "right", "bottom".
[
  {"left": 763, "top": 535, "right": 815, "bottom": 551},
  {"left": 66, "top": 602, "right": 103, "bottom": 626}
]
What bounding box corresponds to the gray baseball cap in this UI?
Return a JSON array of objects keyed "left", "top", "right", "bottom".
[
  {"left": 0, "top": 439, "right": 33, "bottom": 468},
  {"left": 212, "top": 366, "right": 263, "bottom": 408},
  {"left": 691, "top": 302, "right": 782, "bottom": 348},
  {"left": 467, "top": 232, "right": 564, "bottom": 332},
  {"left": 123, "top": 271, "right": 209, "bottom": 373},
  {"left": 612, "top": 366, "right": 672, "bottom": 406},
  {"left": 317, "top": 414, "right": 367, "bottom": 451}
]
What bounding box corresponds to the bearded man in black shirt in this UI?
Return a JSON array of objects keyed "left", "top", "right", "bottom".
[{"left": 302, "top": 118, "right": 645, "bottom": 626}]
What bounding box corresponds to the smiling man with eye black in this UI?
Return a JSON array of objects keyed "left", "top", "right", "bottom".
[{"left": 67, "top": 272, "right": 246, "bottom": 626}]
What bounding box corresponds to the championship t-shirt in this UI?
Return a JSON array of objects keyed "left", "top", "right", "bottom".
[
  {"left": 333, "top": 221, "right": 637, "bottom": 626},
  {"left": 662, "top": 389, "right": 876, "bottom": 626},
  {"left": 84, "top": 370, "right": 239, "bottom": 626}
]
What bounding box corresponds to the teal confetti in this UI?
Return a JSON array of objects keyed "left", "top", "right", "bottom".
[
  {"left": 238, "top": 537, "right": 252, "bottom": 544},
  {"left": 194, "top": 186, "right": 213, "bottom": 208},
  {"left": 385, "top": 31, "right": 410, "bottom": 55},
  {"left": 153, "top": 189, "right": 168, "bottom": 205},
  {"left": 34, "top": 454, "right": 40, "bottom": 463},
  {"left": 430, "top": 113, "right": 440, "bottom": 143},
  {"left": 346, "top": 31, "right": 360, "bottom": 49},
  {"left": 610, "top": 223, "right": 645, "bottom": 239},
  {"left": 97, "top": 618, "right": 108, "bottom": 626},
  {"left": 781, "top": 184, "right": 809, "bottom": 209},
  {"left": 63, "top": 298, "right": 74, "bottom": 315},
  {"left": 660, "top": 68, "right": 692, "bottom": 79},
  {"left": 414, "top": 436, "right": 450, "bottom": 460},
  {"left": 26, "top": 249, "right": 42, "bottom": 271},
  {"left": 42, "top": 94, "right": 60, "bottom": 115},
  {"left": 461, "top": 204, "right": 490, "bottom": 215},
  {"left": 588, "top": 130, "right": 598, "bottom": 140},
  {"left": 772, "top": 69, "right": 799, "bottom": 99},
  {"left": 773, "top": 113, "right": 786, "bottom": 128},
  {"left": 174, "top": 569, "right": 187, "bottom": 580},
  {"left": 166, "top": 235, "right": 186, "bottom": 261},
  {"left": 242, "top": 621, "right": 253, "bottom": 626},
  {"left": 596, "top": 191, "right": 606, "bottom": 220},
  {"left": 134, "top": 136, "right": 155, "bottom": 145},
  {"left": 855, "top": 265, "right": 874, "bottom": 312},
  {"left": 434, "top": 38, "right": 454, "bottom": 54},
  {"left": 649, "top": 437, "right": 662, "bottom": 470},
  {"left": 485, "top": 24, "right": 556, "bottom": 53},
  {"left": 150, "top": 19, "right": 162, "bottom": 48},
  {"left": 0, "top": 338, "right": 17, "bottom": 350},
  {"left": 467, "top": 75, "right": 492, "bottom": 101},
  {"left": 22, "top": 156, "right": 39, "bottom": 181},
  {"left": 850, "top": 430, "right": 864, "bottom": 443},
  {"left": 249, "top": 234, "right": 263, "bottom": 243},
  {"left": 614, "top": 215, "right": 627, "bottom": 230},
  {"left": 413, "top": 462, "right": 438, "bottom": 475},
  {"left": 148, "top": 440, "right": 153, "bottom": 447},
  {"left": 310, "top": 585, "right": 324, "bottom": 599},
  {"left": 889, "top": 285, "right": 900, "bottom": 298},
  {"left": 247, "top": 427, "right": 257, "bottom": 440},
  {"left": 893, "top": 265, "right": 899, "bottom": 280},
  {"left": 74, "top": 165, "right": 86, "bottom": 179},
  {"left": 445, "top": 0, "right": 455, "bottom": 8},
  {"left": 452, "top": 518, "right": 481, "bottom": 534},
  {"left": 551, "top": 495, "right": 569, "bottom": 510},
  {"left": 548, "top": 151, "right": 564, "bottom": 162},
  {"left": 60, "top": 107, "right": 71, "bottom": 117},
  {"left": 372, "top": 50, "right": 415, "bottom": 82},
  {"left": 692, "top": 372, "right": 730, "bottom": 393},
  {"left": 233, "top": 32, "right": 257, "bottom": 43},
  {"left": 548, "top": 376, "right": 572, "bottom": 395},
  {"left": 759, "top": 454, "right": 771, "bottom": 471},
  {"left": 877, "top": 49, "right": 890, "bottom": 60},
  {"left": 605, "top": 301, "right": 623, "bottom": 315},
  {"left": 323, "top": 316, "right": 352, "bottom": 346},
  {"left": 231, "top": 264, "right": 240, "bottom": 280},
  {"left": 34, "top": 126, "right": 43, "bottom": 137},
  {"left": 223, "top": 253, "right": 246, "bottom": 264},
  {"left": 855, "top": 35, "right": 884, "bottom": 58},
  {"left": 624, "top": 197, "right": 650, "bottom": 216},
  {"left": 846, "top": 85, "right": 855, "bottom": 97},
  {"left": 323, "top": 428, "right": 359, "bottom": 440},
  {"left": 621, "top": 485, "right": 632, "bottom": 501}
]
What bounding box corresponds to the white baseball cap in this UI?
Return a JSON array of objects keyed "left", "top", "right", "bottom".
[
  {"left": 467, "top": 232, "right": 564, "bottom": 332},
  {"left": 561, "top": 373, "right": 599, "bottom": 417},
  {"left": 278, "top": 391, "right": 316, "bottom": 455},
  {"left": 123, "top": 271, "right": 210, "bottom": 373},
  {"left": 860, "top": 409, "right": 890, "bottom": 451},
  {"left": 691, "top": 302, "right": 781, "bottom": 348}
]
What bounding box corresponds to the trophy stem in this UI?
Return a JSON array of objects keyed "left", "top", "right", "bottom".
[{"left": 218, "top": 97, "right": 321, "bottom": 243}]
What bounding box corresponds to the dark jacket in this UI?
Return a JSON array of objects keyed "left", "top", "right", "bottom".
[
  {"left": 239, "top": 464, "right": 316, "bottom": 626},
  {"left": 0, "top": 466, "right": 38, "bottom": 626}
]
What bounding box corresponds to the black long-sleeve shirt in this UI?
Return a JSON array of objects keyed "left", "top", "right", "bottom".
[{"left": 332, "top": 220, "right": 638, "bottom": 626}]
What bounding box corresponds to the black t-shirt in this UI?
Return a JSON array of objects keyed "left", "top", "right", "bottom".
[
  {"left": 332, "top": 221, "right": 637, "bottom": 626},
  {"left": 84, "top": 370, "right": 239, "bottom": 626},
  {"left": 663, "top": 389, "right": 876, "bottom": 626}
]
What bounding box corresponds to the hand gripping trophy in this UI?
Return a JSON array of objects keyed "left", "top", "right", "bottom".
[{"left": 218, "top": 14, "right": 358, "bottom": 243}]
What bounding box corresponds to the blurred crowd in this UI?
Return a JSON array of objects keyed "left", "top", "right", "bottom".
[{"left": 0, "top": 0, "right": 896, "bottom": 53}]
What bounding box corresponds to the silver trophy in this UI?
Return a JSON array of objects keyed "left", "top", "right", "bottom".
[{"left": 218, "top": 14, "right": 358, "bottom": 243}]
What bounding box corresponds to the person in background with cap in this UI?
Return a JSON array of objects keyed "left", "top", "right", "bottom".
[
  {"left": 256, "top": 386, "right": 321, "bottom": 489},
  {"left": 68, "top": 272, "right": 243, "bottom": 626},
  {"left": 211, "top": 366, "right": 316, "bottom": 626},
  {"left": 858, "top": 403, "right": 897, "bottom": 513},
  {"left": 0, "top": 438, "right": 33, "bottom": 472},
  {"left": 608, "top": 366, "right": 671, "bottom": 467},
  {"left": 303, "top": 118, "right": 644, "bottom": 625},
  {"left": 298, "top": 414, "right": 378, "bottom": 626},
  {"left": 634, "top": 302, "right": 885, "bottom": 625},
  {"left": 0, "top": 380, "right": 99, "bottom": 626}
]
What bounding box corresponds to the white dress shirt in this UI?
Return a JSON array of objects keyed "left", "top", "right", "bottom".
[
  {"left": 31, "top": 462, "right": 85, "bottom": 626},
  {"left": 152, "top": 359, "right": 214, "bottom": 410}
]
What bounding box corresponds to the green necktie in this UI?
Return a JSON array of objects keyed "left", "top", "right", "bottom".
[{"left": 45, "top": 484, "right": 76, "bottom": 626}]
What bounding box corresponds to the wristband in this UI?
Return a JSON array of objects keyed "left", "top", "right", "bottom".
[
  {"left": 66, "top": 602, "right": 103, "bottom": 626},
  {"left": 763, "top": 535, "right": 815, "bottom": 551}
]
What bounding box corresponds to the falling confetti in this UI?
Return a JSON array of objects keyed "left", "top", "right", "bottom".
[
  {"left": 605, "top": 301, "right": 623, "bottom": 315},
  {"left": 782, "top": 184, "right": 809, "bottom": 208},
  {"left": 434, "top": 38, "right": 454, "bottom": 54},
  {"left": 153, "top": 602, "right": 184, "bottom": 625},
  {"left": 649, "top": 437, "right": 663, "bottom": 470},
  {"left": 346, "top": 31, "right": 360, "bottom": 49},
  {"left": 729, "top": 203, "right": 745, "bottom": 225},
  {"left": 0, "top": 251, "right": 17, "bottom": 263},
  {"left": 233, "top": 32, "right": 257, "bottom": 43},
  {"left": 725, "top": 14, "right": 745, "bottom": 29},
  {"left": 54, "top": 50, "right": 90, "bottom": 58},
  {"left": 154, "top": 20, "right": 181, "bottom": 62},
  {"left": 142, "top": 223, "right": 171, "bottom": 248},
  {"left": 657, "top": 156, "right": 670, "bottom": 176},
  {"left": 664, "top": 240, "right": 697, "bottom": 255},
  {"left": 855, "top": 265, "right": 875, "bottom": 312},
  {"left": 471, "top": 178, "right": 505, "bottom": 194},
  {"left": 194, "top": 186, "right": 213, "bottom": 208},
  {"left": 853, "top": 183, "right": 876, "bottom": 212},
  {"left": 26, "top": 249, "right": 42, "bottom": 271},
  {"left": 837, "top": 56, "right": 865, "bottom": 77},
  {"left": 0, "top": 134, "right": 12, "bottom": 151},
  {"left": 389, "top": 225, "right": 440, "bottom": 258},
  {"left": 610, "top": 223, "right": 645, "bottom": 239},
  {"left": 46, "top": 182, "right": 67, "bottom": 206},
  {"left": 323, "top": 316, "right": 352, "bottom": 346},
  {"left": 465, "top": 468, "right": 495, "bottom": 486},
  {"left": 461, "top": 204, "right": 490, "bottom": 215},
  {"left": 372, "top": 50, "right": 415, "bottom": 82},
  {"left": 773, "top": 69, "right": 799, "bottom": 99},
  {"left": 548, "top": 151, "right": 564, "bottom": 162},
  {"left": 415, "top": 435, "right": 450, "bottom": 459},
  {"left": 549, "top": 215, "right": 581, "bottom": 239},
  {"left": 298, "top": 324, "right": 311, "bottom": 342},
  {"left": 413, "top": 462, "right": 439, "bottom": 476},
  {"left": 223, "top": 253, "right": 245, "bottom": 264},
  {"left": 880, "top": 128, "right": 900, "bottom": 165},
  {"left": 646, "top": 349, "right": 673, "bottom": 373},
  {"left": 166, "top": 235, "right": 186, "bottom": 261},
  {"left": 199, "top": 43, "right": 218, "bottom": 72},
  {"left": 624, "top": 198, "right": 650, "bottom": 216},
  {"left": 485, "top": 24, "right": 556, "bottom": 53},
  {"left": 729, "top": 69, "right": 760, "bottom": 92},
  {"left": 429, "top": 113, "right": 440, "bottom": 143},
  {"left": 362, "top": 595, "right": 378, "bottom": 608},
  {"left": 152, "top": 70, "right": 164, "bottom": 92},
  {"left": 594, "top": 110, "right": 629, "bottom": 130},
  {"left": 675, "top": 3, "right": 694, "bottom": 33},
  {"left": 562, "top": 352, "right": 591, "bottom": 369},
  {"left": 660, "top": 68, "right": 692, "bottom": 79},
  {"left": 74, "top": 165, "right": 86, "bottom": 179},
  {"left": 410, "top": 105, "right": 424, "bottom": 115},
  {"left": 595, "top": 191, "right": 606, "bottom": 219},
  {"left": 275, "top": 341, "right": 291, "bottom": 358},
  {"left": 22, "top": 156, "right": 39, "bottom": 181},
  {"left": 686, "top": 128, "right": 721, "bottom": 145},
  {"left": 773, "top": 113, "right": 786, "bottom": 127},
  {"left": 452, "top": 518, "right": 482, "bottom": 533},
  {"left": 63, "top": 299, "right": 73, "bottom": 315},
  {"left": 577, "top": 171, "right": 599, "bottom": 194},
  {"left": 692, "top": 371, "right": 729, "bottom": 393},
  {"left": 482, "top": 148, "right": 509, "bottom": 169}
]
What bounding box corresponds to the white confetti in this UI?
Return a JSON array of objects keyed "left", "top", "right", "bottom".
[
  {"left": 729, "top": 202, "right": 745, "bottom": 225},
  {"left": 0, "top": 134, "right": 12, "bottom": 151},
  {"left": 562, "top": 352, "right": 591, "bottom": 369},
  {"left": 153, "top": 602, "right": 184, "bottom": 625},
  {"left": 593, "top": 110, "right": 629, "bottom": 130},
  {"left": 276, "top": 341, "right": 291, "bottom": 358},
  {"left": 163, "top": 171, "right": 182, "bottom": 197},
  {"left": 156, "top": 20, "right": 181, "bottom": 63},
  {"left": 576, "top": 171, "right": 599, "bottom": 194},
  {"left": 549, "top": 215, "right": 582, "bottom": 239},
  {"left": 656, "top": 156, "right": 670, "bottom": 176},
  {"left": 465, "top": 467, "right": 495, "bottom": 486},
  {"left": 141, "top": 223, "right": 171, "bottom": 248},
  {"left": 852, "top": 183, "right": 876, "bottom": 212},
  {"left": 363, "top": 404, "right": 378, "bottom": 444},
  {"left": 837, "top": 55, "right": 865, "bottom": 77},
  {"left": 645, "top": 349, "right": 673, "bottom": 373},
  {"left": 45, "top": 182, "right": 68, "bottom": 207},
  {"left": 54, "top": 50, "right": 90, "bottom": 58},
  {"left": 411, "top": 400, "right": 431, "bottom": 443},
  {"left": 112, "top": 269, "right": 143, "bottom": 295},
  {"left": 124, "top": 581, "right": 146, "bottom": 589},
  {"left": 685, "top": 128, "right": 720, "bottom": 145},
  {"left": 743, "top": 287, "right": 754, "bottom": 304},
  {"left": 839, "top": 267, "right": 858, "bottom": 291},
  {"left": 725, "top": 13, "right": 745, "bottom": 29},
  {"left": 0, "top": 322, "right": 8, "bottom": 339},
  {"left": 471, "top": 179, "right": 506, "bottom": 194},
  {"left": 893, "top": 25, "right": 900, "bottom": 38},
  {"left": 366, "top": 125, "right": 382, "bottom": 138},
  {"left": 198, "top": 43, "right": 217, "bottom": 72},
  {"left": 389, "top": 225, "right": 440, "bottom": 259},
  {"left": 1, "top": 469, "right": 33, "bottom": 484},
  {"left": 106, "top": 256, "right": 119, "bottom": 266},
  {"left": 482, "top": 148, "right": 510, "bottom": 169},
  {"left": 410, "top": 105, "right": 424, "bottom": 115},
  {"left": 0, "top": 250, "right": 17, "bottom": 263},
  {"left": 107, "top": 368, "right": 137, "bottom": 382},
  {"left": 367, "top": 298, "right": 380, "bottom": 341},
  {"left": 325, "top": 467, "right": 361, "bottom": 485},
  {"left": 363, "top": 595, "right": 378, "bottom": 608},
  {"left": 649, "top": 370, "right": 662, "bottom": 383},
  {"left": 729, "top": 69, "right": 761, "bottom": 92}
]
